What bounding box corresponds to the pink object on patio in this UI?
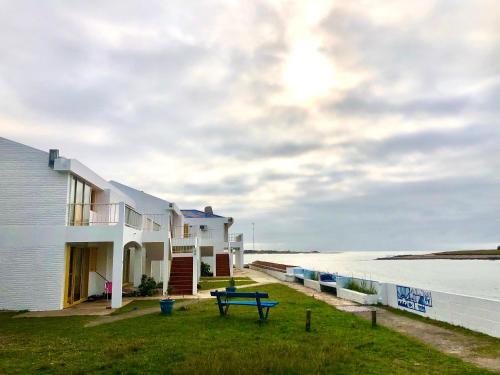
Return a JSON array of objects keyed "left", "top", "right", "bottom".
[{"left": 105, "top": 281, "right": 112, "bottom": 294}]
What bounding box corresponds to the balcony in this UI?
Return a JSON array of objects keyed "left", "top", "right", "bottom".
[
  {"left": 67, "top": 203, "right": 120, "bottom": 226},
  {"left": 229, "top": 233, "right": 243, "bottom": 243},
  {"left": 171, "top": 226, "right": 198, "bottom": 248},
  {"left": 124, "top": 205, "right": 142, "bottom": 229}
]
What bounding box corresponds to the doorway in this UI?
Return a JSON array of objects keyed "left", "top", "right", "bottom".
[{"left": 65, "top": 247, "right": 90, "bottom": 307}]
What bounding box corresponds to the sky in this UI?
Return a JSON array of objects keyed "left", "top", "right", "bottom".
[{"left": 0, "top": 1, "right": 499, "bottom": 251}]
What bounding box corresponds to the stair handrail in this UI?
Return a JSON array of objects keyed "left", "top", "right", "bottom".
[{"left": 94, "top": 271, "right": 109, "bottom": 283}]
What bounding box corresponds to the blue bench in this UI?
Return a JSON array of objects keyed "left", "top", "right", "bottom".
[{"left": 210, "top": 291, "right": 279, "bottom": 321}]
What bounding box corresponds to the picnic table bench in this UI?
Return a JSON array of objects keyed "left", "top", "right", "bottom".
[{"left": 210, "top": 291, "right": 279, "bottom": 321}]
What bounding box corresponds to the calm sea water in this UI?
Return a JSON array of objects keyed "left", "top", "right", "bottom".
[{"left": 245, "top": 251, "right": 500, "bottom": 301}]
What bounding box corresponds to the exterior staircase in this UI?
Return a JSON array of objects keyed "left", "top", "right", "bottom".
[
  {"left": 216, "top": 253, "right": 231, "bottom": 277},
  {"left": 169, "top": 257, "right": 193, "bottom": 295}
]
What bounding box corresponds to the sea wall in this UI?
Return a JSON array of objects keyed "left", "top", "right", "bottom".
[
  {"left": 250, "top": 261, "right": 500, "bottom": 338},
  {"left": 379, "top": 283, "right": 500, "bottom": 338}
]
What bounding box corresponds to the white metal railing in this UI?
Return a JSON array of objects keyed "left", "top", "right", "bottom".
[
  {"left": 142, "top": 214, "right": 166, "bottom": 232},
  {"left": 125, "top": 205, "right": 142, "bottom": 229},
  {"left": 67, "top": 203, "right": 120, "bottom": 226},
  {"left": 229, "top": 233, "right": 243, "bottom": 242},
  {"left": 172, "top": 225, "right": 215, "bottom": 239},
  {"left": 172, "top": 245, "right": 195, "bottom": 254}
]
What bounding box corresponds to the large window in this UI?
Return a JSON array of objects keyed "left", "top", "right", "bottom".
[{"left": 68, "top": 175, "right": 95, "bottom": 225}]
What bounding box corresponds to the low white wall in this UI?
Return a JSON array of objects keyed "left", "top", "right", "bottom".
[
  {"left": 380, "top": 283, "right": 500, "bottom": 338},
  {"left": 304, "top": 279, "right": 321, "bottom": 292},
  {"left": 337, "top": 288, "right": 378, "bottom": 305}
]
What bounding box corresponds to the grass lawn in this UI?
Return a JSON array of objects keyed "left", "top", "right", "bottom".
[{"left": 0, "top": 283, "right": 494, "bottom": 374}]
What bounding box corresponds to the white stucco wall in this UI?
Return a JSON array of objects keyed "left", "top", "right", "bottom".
[
  {"left": 0, "top": 138, "right": 70, "bottom": 311},
  {"left": 183, "top": 216, "right": 229, "bottom": 253},
  {"left": 0, "top": 138, "right": 69, "bottom": 225}
]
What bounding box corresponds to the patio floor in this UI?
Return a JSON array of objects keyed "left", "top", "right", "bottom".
[{"left": 13, "top": 299, "right": 130, "bottom": 318}]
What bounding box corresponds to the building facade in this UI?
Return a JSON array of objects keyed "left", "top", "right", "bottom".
[{"left": 0, "top": 137, "right": 243, "bottom": 311}]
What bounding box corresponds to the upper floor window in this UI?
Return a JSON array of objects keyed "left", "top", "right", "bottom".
[{"left": 68, "top": 175, "right": 95, "bottom": 225}]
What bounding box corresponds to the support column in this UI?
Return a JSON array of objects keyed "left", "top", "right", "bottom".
[
  {"left": 213, "top": 248, "right": 217, "bottom": 277},
  {"left": 111, "top": 239, "right": 124, "bottom": 308},
  {"left": 238, "top": 249, "right": 244, "bottom": 270},
  {"left": 133, "top": 246, "right": 145, "bottom": 287},
  {"left": 229, "top": 250, "right": 234, "bottom": 277},
  {"left": 162, "top": 238, "right": 170, "bottom": 296}
]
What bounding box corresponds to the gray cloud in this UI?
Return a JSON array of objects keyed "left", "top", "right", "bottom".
[{"left": 1, "top": 1, "right": 499, "bottom": 251}]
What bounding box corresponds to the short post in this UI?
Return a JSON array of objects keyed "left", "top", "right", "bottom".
[
  {"left": 306, "top": 309, "right": 311, "bottom": 332},
  {"left": 371, "top": 310, "right": 377, "bottom": 328}
]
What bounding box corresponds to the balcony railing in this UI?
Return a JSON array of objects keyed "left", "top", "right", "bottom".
[
  {"left": 172, "top": 245, "right": 195, "bottom": 254},
  {"left": 125, "top": 205, "right": 142, "bottom": 229},
  {"left": 229, "top": 233, "right": 243, "bottom": 242},
  {"left": 172, "top": 226, "right": 214, "bottom": 239},
  {"left": 142, "top": 214, "right": 166, "bottom": 232},
  {"left": 66, "top": 203, "right": 167, "bottom": 233},
  {"left": 67, "top": 203, "right": 120, "bottom": 226}
]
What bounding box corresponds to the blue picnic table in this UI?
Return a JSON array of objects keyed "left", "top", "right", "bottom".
[{"left": 210, "top": 291, "right": 279, "bottom": 321}]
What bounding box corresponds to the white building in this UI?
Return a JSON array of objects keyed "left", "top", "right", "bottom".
[
  {"left": 181, "top": 207, "right": 244, "bottom": 277},
  {"left": 0, "top": 137, "right": 243, "bottom": 311}
]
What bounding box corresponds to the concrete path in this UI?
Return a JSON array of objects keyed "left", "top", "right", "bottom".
[
  {"left": 247, "top": 267, "right": 500, "bottom": 373},
  {"left": 85, "top": 300, "right": 199, "bottom": 328}
]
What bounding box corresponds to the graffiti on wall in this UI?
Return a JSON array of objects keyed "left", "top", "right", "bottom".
[{"left": 396, "top": 285, "right": 432, "bottom": 313}]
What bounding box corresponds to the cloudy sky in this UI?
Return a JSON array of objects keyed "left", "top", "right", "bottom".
[{"left": 1, "top": 1, "right": 499, "bottom": 251}]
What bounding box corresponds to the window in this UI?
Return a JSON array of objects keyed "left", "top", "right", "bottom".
[{"left": 68, "top": 175, "right": 94, "bottom": 225}]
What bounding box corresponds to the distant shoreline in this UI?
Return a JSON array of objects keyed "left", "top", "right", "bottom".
[
  {"left": 244, "top": 250, "right": 321, "bottom": 254},
  {"left": 378, "top": 249, "right": 500, "bottom": 260}
]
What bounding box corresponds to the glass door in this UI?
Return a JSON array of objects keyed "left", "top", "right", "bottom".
[
  {"left": 68, "top": 176, "right": 94, "bottom": 226},
  {"left": 66, "top": 247, "right": 90, "bottom": 306}
]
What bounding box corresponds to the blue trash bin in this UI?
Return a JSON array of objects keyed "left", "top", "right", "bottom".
[{"left": 160, "top": 299, "right": 175, "bottom": 315}]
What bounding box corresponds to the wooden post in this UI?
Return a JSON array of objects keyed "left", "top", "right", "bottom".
[
  {"left": 371, "top": 310, "right": 377, "bottom": 328},
  {"left": 306, "top": 309, "right": 311, "bottom": 332}
]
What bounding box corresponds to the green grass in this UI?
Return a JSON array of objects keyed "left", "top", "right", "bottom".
[
  {"left": 198, "top": 280, "right": 256, "bottom": 290},
  {"left": 344, "top": 279, "right": 377, "bottom": 295},
  {"left": 0, "top": 284, "right": 494, "bottom": 374}
]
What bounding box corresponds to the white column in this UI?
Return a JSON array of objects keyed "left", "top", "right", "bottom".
[
  {"left": 111, "top": 239, "right": 124, "bottom": 308},
  {"left": 162, "top": 238, "right": 170, "bottom": 296},
  {"left": 238, "top": 249, "right": 244, "bottom": 270},
  {"left": 229, "top": 250, "right": 234, "bottom": 277},
  {"left": 192, "top": 246, "right": 198, "bottom": 295},
  {"left": 133, "top": 247, "right": 145, "bottom": 287},
  {"left": 213, "top": 248, "right": 217, "bottom": 277}
]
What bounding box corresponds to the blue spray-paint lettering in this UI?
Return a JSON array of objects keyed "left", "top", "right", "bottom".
[{"left": 396, "top": 285, "right": 432, "bottom": 312}]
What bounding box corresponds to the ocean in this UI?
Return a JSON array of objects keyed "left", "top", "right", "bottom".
[{"left": 245, "top": 251, "right": 500, "bottom": 301}]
